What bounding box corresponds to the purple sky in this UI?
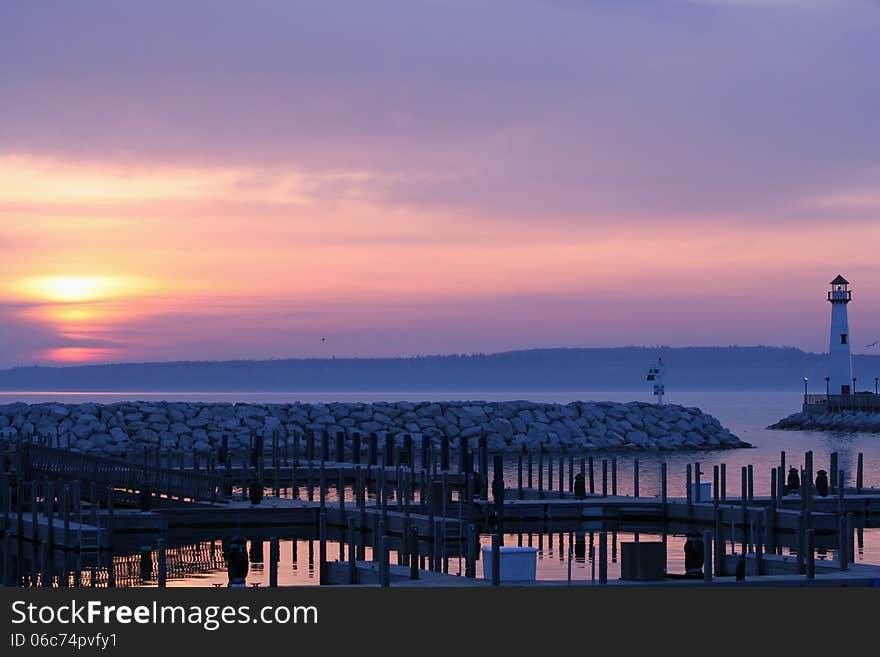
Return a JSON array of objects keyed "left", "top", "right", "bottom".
[{"left": 1, "top": 1, "right": 879, "bottom": 367}]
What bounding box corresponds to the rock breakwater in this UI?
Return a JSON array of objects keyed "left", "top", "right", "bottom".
[{"left": 0, "top": 400, "right": 748, "bottom": 456}]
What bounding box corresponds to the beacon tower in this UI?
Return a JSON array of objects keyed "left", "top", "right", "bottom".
[{"left": 828, "top": 274, "right": 853, "bottom": 395}]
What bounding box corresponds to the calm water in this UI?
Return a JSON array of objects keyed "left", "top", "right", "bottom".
[{"left": 4, "top": 390, "right": 879, "bottom": 586}]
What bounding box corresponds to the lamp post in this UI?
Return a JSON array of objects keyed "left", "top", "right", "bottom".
[
  {"left": 852, "top": 377, "right": 857, "bottom": 394},
  {"left": 875, "top": 376, "right": 878, "bottom": 395},
  {"left": 803, "top": 377, "right": 808, "bottom": 404}
]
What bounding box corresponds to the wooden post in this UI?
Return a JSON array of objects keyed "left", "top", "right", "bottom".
[
  {"left": 538, "top": 453, "right": 544, "bottom": 499},
  {"left": 157, "top": 539, "right": 167, "bottom": 587},
  {"left": 517, "top": 455, "right": 523, "bottom": 500},
  {"left": 588, "top": 456, "right": 594, "bottom": 495},
  {"left": 633, "top": 459, "right": 640, "bottom": 498},
  {"left": 685, "top": 463, "right": 692, "bottom": 515},
  {"left": 269, "top": 537, "right": 279, "bottom": 587},
  {"left": 466, "top": 523, "right": 477, "bottom": 578},
  {"left": 856, "top": 453, "right": 864, "bottom": 494},
  {"left": 410, "top": 526, "right": 419, "bottom": 580},
  {"left": 747, "top": 464, "right": 754, "bottom": 503},
  {"left": 602, "top": 459, "right": 608, "bottom": 498},
  {"left": 713, "top": 501, "right": 723, "bottom": 577},
  {"left": 830, "top": 452, "right": 838, "bottom": 494},
  {"left": 755, "top": 511, "right": 764, "bottom": 576},
  {"left": 703, "top": 530, "right": 712, "bottom": 582},
  {"left": 713, "top": 465, "right": 719, "bottom": 505},
  {"left": 611, "top": 458, "right": 617, "bottom": 496},
  {"left": 346, "top": 518, "right": 357, "bottom": 584},
  {"left": 568, "top": 455, "right": 574, "bottom": 492},
  {"left": 558, "top": 456, "right": 564, "bottom": 497},
  {"left": 598, "top": 531, "right": 608, "bottom": 584},
  {"left": 336, "top": 430, "right": 345, "bottom": 463},
  {"left": 796, "top": 513, "right": 805, "bottom": 574},
  {"left": 338, "top": 470, "right": 345, "bottom": 511},
  {"left": 318, "top": 511, "right": 327, "bottom": 584},
  {"left": 838, "top": 515, "right": 847, "bottom": 571},
  {"left": 661, "top": 462, "right": 668, "bottom": 518},
  {"left": 491, "top": 532, "right": 501, "bottom": 586},
  {"left": 720, "top": 463, "right": 726, "bottom": 503},
  {"left": 694, "top": 462, "right": 701, "bottom": 502},
  {"left": 806, "top": 528, "right": 815, "bottom": 579},
  {"left": 527, "top": 452, "right": 533, "bottom": 489},
  {"left": 779, "top": 451, "right": 786, "bottom": 499},
  {"left": 351, "top": 432, "right": 361, "bottom": 465},
  {"left": 846, "top": 513, "right": 854, "bottom": 565}
]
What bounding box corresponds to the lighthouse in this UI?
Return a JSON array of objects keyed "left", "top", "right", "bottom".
[{"left": 827, "top": 274, "right": 854, "bottom": 395}]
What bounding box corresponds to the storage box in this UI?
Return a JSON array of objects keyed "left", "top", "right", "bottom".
[{"left": 481, "top": 546, "right": 538, "bottom": 581}]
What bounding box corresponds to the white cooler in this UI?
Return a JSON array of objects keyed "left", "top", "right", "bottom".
[
  {"left": 690, "top": 481, "right": 712, "bottom": 501},
  {"left": 481, "top": 546, "right": 538, "bottom": 582}
]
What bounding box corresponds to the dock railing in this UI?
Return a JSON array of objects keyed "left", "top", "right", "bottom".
[{"left": 804, "top": 393, "right": 880, "bottom": 414}]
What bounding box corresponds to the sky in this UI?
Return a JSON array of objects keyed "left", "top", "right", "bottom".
[{"left": 1, "top": 0, "right": 879, "bottom": 368}]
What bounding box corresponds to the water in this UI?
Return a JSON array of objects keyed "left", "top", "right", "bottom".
[{"left": 4, "top": 390, "right": 879, "bottom": 586}]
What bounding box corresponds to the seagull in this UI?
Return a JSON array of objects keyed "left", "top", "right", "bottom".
[
  {"left": 321, "top": 337, "right": 326, "bottom": 342},
  {"left": 866, "top": 341, "right": 878, "bottom": 349}
]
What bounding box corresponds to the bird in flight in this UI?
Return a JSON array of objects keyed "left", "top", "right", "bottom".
[
  {"left": 321, "top": 337, "right": 326, "bottom": 342},
  {"left": 866, "top": 341, "right": 878, "bottom": 349}
]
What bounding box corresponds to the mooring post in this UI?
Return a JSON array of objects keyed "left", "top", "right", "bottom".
[
  {"left": 830, "top": 452, "right": 838, "bottom": 494},
  {"left": 703, "top": 530, "right": 712, "bottom": 582},
  {"left": 319, "top": 511, "right": 327, "bottom": 584},
  {"left": 588, "top": 456, "right": 594, "bottom": 495},
  {"left": 838, "top": 515, "right": 848, "bottom": 571},
  {"left": 367, "top": 432, "right": 377, "bottom": 466},
  {"left": 384, "top": 433, "right": 393, "bottom": 468},
  {"left": 269, "top": 537, "right": 279, "bottom": 587},
  {"left": 157, "top": 539, "right": 167, "bottom": 588},
  {"left": 569, "top": 455, "right": 574, "bottom": 493},
  {"left": 837, "top": 469, "right": 845, "bottom": 520},
  {"left": 755, "top": 511, "right": 764, "bottom": 576},
  {"left": 633, "top": 459, "right": 640, "bottom": 498},
  {"left": 598, "top": 531, "right": 608, "bottom": 584},
  {"left": 410, "top": 526, "right": 420, "bottom": 580},
  {"left": 466, "top": 523, "right": 477, "bottom": 578},
  {"left": 713, "top": 465, "right": 719, "bottom": 505},
  {"left": 548, "top": 454, "right": 554, "bottom": 493},
  {"left": 856, "top": 453, "right": 863, "bottom": 494},
  {"left": 378, "top": 534, "right": 390, "bottom": 587},
  {"left": 338, "top": 470, "right": 345, "bottom": 512},
  {"left": 527, "top": 452, "right": 533, "bottom": 489},
  {"left": 846, "top": 513, "right": 854, "bottom": 565},
  {"left": 806, "top": 528, "right": 815, "bottom": 579},
  {"left": 661, "top": 462, "right": 668, "bottom": 518},
  {"left": 420, "top": 435, "right": 429, "bottom": 473},
  {"left": 796, "top": 513, "right": 805, "bottom": 574},
  {"left": 432, "top": 520, "right": 442, "bottom": 572},
  {"left": 350, "top": 431, "right": 360, "bottom": 465},
  {"left": 491, "top": 532, "right": 501, "bottom": 586},
  {"left": 538, "top": 453, "right": 544, "bottom": 499},
  {"left": 559, "top": 456, "right": 564, "bottom": 497},
  {"left": 611, "top": 458, "right": 617, "bottom": 496},
  {"left": 720, "top": 463, "right": 727, "bottom": 503},
  {"left": 740, "top": 465, "right": 747, "bottom": 519},
  {"left": 517, "top": 455, "right": 523, "bottom": 500},
  {"left": 478, "top": 437, "right": 489, "bottom": 499},
  {"left": 694, "top": 462, "right": 701, "bottom": 502},
  {"left": 347, "top": 517, "right": 357, "bottom": 584},
  {"left": 686, "top": 463, "right": 692, "bottom": 515},
  {"left": 779, "top": 451, "right": 786, "bottom": 498},
  {"left": 713, "top": 501, "right": 723, "bottom": 577},
  {"left": 602, "top": 459, "right": 608, "bottom": 498},
  {"left": 747, "top": 464, "right": 754, "bottom": 503}
]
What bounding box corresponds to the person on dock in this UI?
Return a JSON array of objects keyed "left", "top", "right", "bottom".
[
  {"left": 815, "top": 470, "right": 829, "bottom": 497},
  {"left": 786, "top": 467, "right": 800, "bottom": 494},
  {"left": 574, "top": 472, "right": 586, "bottom": 499},
  {"left": 225, "top": 536, "right": 248, "bottom": 587},
  {"left": 684, "top": 532, "right": 704, "bottom": 577}
]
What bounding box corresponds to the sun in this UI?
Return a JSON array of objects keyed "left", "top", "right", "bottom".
[{"left": 23, "top": 276, "right": 130, "bottom": 303}]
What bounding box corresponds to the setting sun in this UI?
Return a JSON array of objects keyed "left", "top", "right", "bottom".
[{"left": 21, "top": 276, "right": 139, "bottom": 303}]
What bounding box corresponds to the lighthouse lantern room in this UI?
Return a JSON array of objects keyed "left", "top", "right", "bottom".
[{"left": 827, "top": 274, "right": 853, "bottom": 396}]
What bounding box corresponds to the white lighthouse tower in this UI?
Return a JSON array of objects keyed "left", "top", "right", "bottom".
[{"left": 828, "top": 274, "right": 854, "bottom": 395}]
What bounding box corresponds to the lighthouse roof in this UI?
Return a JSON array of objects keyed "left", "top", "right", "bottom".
[{"left": 830, "top": 274, "right": 849, "bottom": 285}]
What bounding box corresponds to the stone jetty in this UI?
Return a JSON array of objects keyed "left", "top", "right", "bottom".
[
  {"left": 769, "top": 410, "right": 880, "bottom": 433},
  {"left": 0, "top": 400, "right": 747, "bottom": 455}
]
